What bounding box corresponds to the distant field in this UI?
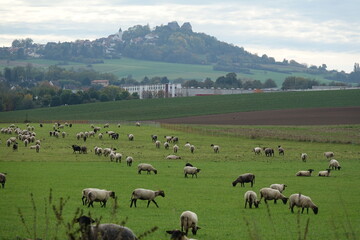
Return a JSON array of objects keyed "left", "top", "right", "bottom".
[{"left": 0, "top": 89, "right": 359, "bottom": 123}]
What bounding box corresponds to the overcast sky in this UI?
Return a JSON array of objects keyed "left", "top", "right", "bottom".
[{"left": 1, "top": 0, "right": 359, "bottom": 72}]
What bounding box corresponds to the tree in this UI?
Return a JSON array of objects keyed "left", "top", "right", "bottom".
[{"left": 263, "top": 79, "right": 277, "bottom": 88}]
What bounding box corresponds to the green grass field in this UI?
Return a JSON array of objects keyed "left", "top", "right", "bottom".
[
  {"left": 0, "top": 123, "right": 359, "bottom": 239},
  {"left": 0, "top": 89, "right": 359, "bottom": 123}
]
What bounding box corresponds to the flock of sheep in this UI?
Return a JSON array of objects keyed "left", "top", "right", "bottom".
[{"left": 0, "top": 122, "right": 344, "bottom": 240}]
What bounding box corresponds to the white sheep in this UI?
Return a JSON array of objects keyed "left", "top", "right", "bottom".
[
  {"left": 184, "top": 142, "right": 191, "bottom": 148},
  {"left": 128, "top": 134, "right": 134, "bottom": 141},
  {"left": 329, "top": 159, "right": 341, "bottom": 170},
  {"left": 270, "top": 184, "right": 287, "bottom": 193},
  {"left": 126, "top": 156, "right": 133, "bottom": 166},
  {"left": 289, "top": 193, "right": 318, "bottom": 214},
  {"left": 173, "top": 144, "right": 179, "bottom": 153},
  {"left": 253, "top": 147, "right": 262, "bottom": 155},
  {"left": 324, "top": 151, "right": 334, "bottom": 159},
  {"left": 180, "top": 211, "right": 201, "bottom": 236},
  {"left": 244, "top": 190, "right": 260, "bottom": 208},
  {"left": 295, "top": 169, "right": 314, "bottom": 176},
  {"left": 130, "top": 188, "right": 165, "bottom": 208},
  {"left": 301, "top": 153, "right": 308, "bottom": 162},
  {"left": 166, "top": 230, "right": 197, "bottom": 240},
  {"left": 87, "top": 189, "right": 115, "bottom": 208},
  {"left": 166, "top": 155, "right": 181, "bottom": 160},
  {"left": 184, "top": 166, "right": 201, "bottom": 178},
  {"left": 278, "top": 145, "right": 285, "bottom": 155},
  {"left": 210, "top": 144, "right": 220, "bottom": 153},
  {"left": 137, "top": 163, "right": 157, "bottom": 174},
  {"left": 0, "top": 173, "right": 6, "bottom": 188},
  {"left": 115, "top": 153, "right": 123, "bottom": 163},
  {"left": 318, "top": 169, "right": 331, "bottom": 177},
  {"left": 155, "top": 140, "right": 161, "bottom": 149},
  {"left": 76, "top": 215, "right": 139, "bottom": 240},
  {"left": 81, "top": 187, "right": 102, "bottom": 205},
  {"left": 259, "top": 188, "right": 288, "bottom": 204}
]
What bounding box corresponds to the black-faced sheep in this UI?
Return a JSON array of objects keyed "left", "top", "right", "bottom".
[
  {"left": 296, "top": 169, "right": 314, "bottom": 176},
  {"left": 301, "top": 153, "right": 308, "bottom": 162},
  {"left": 128, "top": 134, "right": 134, "bottom": 141},
  {"left": 324, "top": 151, "right": 334, "bottom": 159},
  {"left": 244, "top": 190, "right": 260, "bottom": 208},
  {"left": 180, "top": 211, "right": 201, "bottom": 235},
  {"left": 82, "top": 187, "right": 102, "bottom": 205},
  {"left": 318, "top": 169, "right": 331, "bottom": 177},
  {"left": 278, "top": 145, "right": 284, "bottom": 155},
  {"left": 210, "top": 144, "right": 220, "bottom": 153},
  {"left": 232, "top": 173, "right": 255, "bottom": 187},
  {"left": 270, "top": 184, "right": 287, "bottom": 193},
  {"left": 72, "top": 144, "right": 82, "bottom": 154},
  {"left": 263, "top": 147, "right": 274, "bottom": 157},
  {"left": 151, "top": 135, "right": 158, "bottom": 142},
  {"left": 289, "top": 193, "right": 318, "bottom": 214},
  {"left": 87, "top": 189, "right": 115, "bottom": 208},
  {"left": 184, "top": 166, "right": 201, "bottom": 178},
  {"left": 164, "top": 142, "right": 170, "bottom": 150},
  {"left": 253, "top": 147, "right": 262, "bottom": 155},
  {"left": 259, "top": 188, "right": 288, "bottom": 204},
  {"left": 76, "top": 215, "right": 139, "bottom": 240},
  {"left": 130, "top": 188, "right": 165, "bottom": 208},
  {"left": 166, "top": 230, "right": 197, "bottom": 240},
  {"left": 137, "top": 163, "right": 157, "bottom": 174},
  {"left": 126, "top": 156, "right": 133, "bottom": 166},
  {"left": 0, "top": 173, "right": 6, "bottom": 188},
  {"left": 329, "top": 159, "right": 341, "bottom": 170}
]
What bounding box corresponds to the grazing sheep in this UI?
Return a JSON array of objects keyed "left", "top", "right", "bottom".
[
  {"left": 135, "top": 122, "right": 141, "bottom": 127},
  {"left": 98, "top": 133, "right": 103, "bottom": 140},
  {"left": 329, "top": 159, "right": 341, "bottom": 170},
  {"left": 173, "top": 144, "right": 179, "bottom": 153},
  {"left": 259, "top": 188, "right": 288, "bottom": 204},
  {"left": 184, "top": 142, "right": 191, "bottom": 148},
  {"left": 318, "top": 169, "right": 331, "bottom": 177},
  {"left": 190, "top": 145, "right": 195, "bottom": 154},
  {"left": 278, "top": 145, "right": 285, "bottom": 155},
  {"left": 184, "top": 166, "right": 201, "bottom": 178},
  {"left": 126, "top": 156, "right": 133, "bottom": 166},
  {"left": 324, "top": 151, "right": 334, "bottom": 159},
  {"left": 0, "top": 173, "right": 6, "bottom": 188},
  {"left": 166, "top": 230, "right": 197, "bottom": 240},
  {"left": 137, "top": 163, "right": 157, "bottom": 174},
  {"left": 289, "top": 193, "right": 318, "bottom": 214},
  {"left": 171, "top": 136, "right": 179, "bottom": 143},
  {"left": 301, "top": 153, "right": 308, "bottom": 162},
  {"left": 12, "top": 143, "right": 18, "bottom": 151},
  {"left": 128, "top": 134, "right": 134, "bottom": 141},
  {"left": 164, "top": 142, "right": 170, "bottom": 150},
  {"left": 296, "top": 169, "right": 314, "bottom": 176},
  {"left": 210, "top": 144, "right": 220, "bottom": 153},
  {"left": 72, "top": 144, "right": 82, "bottom": 154},
  {"left": 81, "top": 146, "right": 87, "bottom": 154},
  {"left": 130, "top": 188, "right": 165, "bottom": 208},
  {"left": 115, "top": 153, "right": 123, "bottom": 163},
  {"left": 244, "top": 190, "right": 260, "bottom": 208},
  {"left": 253, "top": 147, "right": 262, "bottom": 155},
  {"left": 104, "top": 123, "right": 110, "bottom": 128},
  {"left": 151, "top": 135, "right": 158, "bottom": 142},
  {"left": 263, "top": 147, "right": 274, "bottom": 157},
  {"left": 270, "top": 184, "right": 287, "bottom": 193},
  {"left": 82, "top": 188, "right": 102, "bottom": 205},
  {"left": 87, "top": 189, "right": 115, "bottom": 208},
  {"left": 155, "top": 140, "right": 161, "bottom": 149},
  {"left": 232, "top": 173, "right": 255, "bottom": 187},
  {"left": 180, "top": 211, "right": 200, "bottom": 236},
  {"left": 165, "top": 136, "right": 173, "bottom": 142},
  {"left": 76, "top": 215, "right": 139, "bottom": 240},
  {"left": 166, "top": 155, "right": 181, "bottom": 160}
]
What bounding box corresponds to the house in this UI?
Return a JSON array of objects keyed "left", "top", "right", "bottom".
[{"left": 91, "top": 80, "right": 109, "bottom": 87}]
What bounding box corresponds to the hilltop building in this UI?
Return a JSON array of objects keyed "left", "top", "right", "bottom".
[{"left": 122, "top": 83, "right": 182, "bottom": 99}]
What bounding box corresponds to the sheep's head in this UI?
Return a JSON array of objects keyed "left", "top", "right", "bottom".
[
  {"left": 282, "top": 198, "right": 289, "bottom": 204},
  {"left": 154, "top": 169, "right": 158, "bottom": 174},
  {"left": 157, "top": 190, "right": 165, "bottom": 197},
  {"left": 232, "top": 180, "right": 238, "bottom": 187},
  {"left": 312, "top": 206, "right": 319, "bottom": 215},
  {"left": 166, "top": 230, "right": 186, "bottom": 239},
  {"left": 76, "top": 215, "right": 95, "bottom": 229},
  {"left": 110, "top": 191, "right": 116, "bottom": 198},
  {"left": 254, "top": 200, "right": 260, "bottom": 208},
  {"left": 196, "top": 169, "right": 201, "bottom": 173},
  {"left": 308, "top": 169, "right": 314, "bottom": 173},
  {"left": 337, "top": 166, "right": 342, "bottom": 170},
  {"left": 192, "top": 226, "right": 201, "bottom": 235}
]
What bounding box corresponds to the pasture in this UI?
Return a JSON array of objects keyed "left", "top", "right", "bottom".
[{"left": 0, "top": 122, "right": 359, "bottom": 239}]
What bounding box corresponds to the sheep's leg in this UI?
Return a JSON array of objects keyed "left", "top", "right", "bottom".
[
  {"left": 301, "top": 207, "right": 305, "bottom": 214},
  {"left": 102, "top": 201, "right": 106, "bottom": 208},
  {"left": 249, "top": 202, "right": 253, "bottom": 208},
  {"left": 274, "top": 199, "right": 277, "bottom": 204},
  {"left": 147, "top": 200, "right": 151, "bottom": 208},
  {"left": 290, "top": 206, "right": 294, "bottom": 213},
  {"left": 152, "top": 200, "right": 159, "bottom": 208},
  {"left": 185, "top": 173, "right": 187, "bottom": 178},
  {"left": 88, "top": 201, "right": 93, "bottom": 208},
  {"left": 130, "top": 199, "right": 136, "bottom": 208}
]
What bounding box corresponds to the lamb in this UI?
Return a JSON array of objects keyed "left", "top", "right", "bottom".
[
  {"left": 166, "top": 230, "right": 197, "bottom": 240},
  {"left": 318, "top": 169, "right": 331, "bottom": 177},
  {"left": 87, "top": 189, "right": 116, "bottom": 208},
  {"left": 324, "top": 151, "right": 334, "bottom": 159},
  {"left": 296, "top": 169, "right": 314, "bottom": 176},
  {"left": 184, "top": 166, "right": 201, "bottom": 178},
  {"left": 115, "top": 153, "right": 123, "bottom": 163},
  {"left": 244, "top": 190, "right": 260, "bottom": 208},
  {"left": 210, "top": 144, "right": 220, "bottom": 153},
  {"left": 259, "top": 188, "right": 288, "bottom": 204},
  {"left": 155, "top": 140, "right": 161, "bottom": 149},
  {"left": 278, "top": 145, "right": 285, "bottom": 155},
  {"left": 166, "top": 155, "right": 182, "bottom": 160},
  {"left": 128, "top": 134, "right": 134, "bottom": 141},
  {"left": 173, "top": 144, "right": 179, "bottom": 153},
  {"left": 301, "top": 153, "right": 308, "bottom": 162},
  {"left": 190, "top": 145, "right": 195, "bottom": 154},
  {"left": 76, "top": 215, "right": 139, "bottom": 240},
  {"left": 289, "top": 193, "right": 318, "bottom": 214},
  {"left": 126, "top": 156, "right": 133, "bottom": 166},
  {"left": 0, "top": 173, "right": 6, "bottom": 188},
  {"left": 263, "top": 147, "right": 274, "bottom": 157},
  {"left": 137, "top": 163, "right": 157, "bottom": 174},
  {"left": 232, "top": 173, "right": 255, "bottom": 187},
  {"left": 253, "top": 147, "right": 262, "bottom": 155},
  {"left": 329, "top": 159, "right": 341, "bottom": 170},
  {"left": 130, "top": 188, "right": 165, "bottom": 208},
  {"left": 180, "top": 211, "right": 201, "bottom": 235},
  {"left": 270, "top": 184, "right": 287, "bottom": 193}
]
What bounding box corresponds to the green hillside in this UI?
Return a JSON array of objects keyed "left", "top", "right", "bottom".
[{"left": 0, "top": 89, "right": 359, "bottom": 123}]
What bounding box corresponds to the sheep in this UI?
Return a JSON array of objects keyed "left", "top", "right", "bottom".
[
  {"left": 164, "top": 142, "right": 170, "bottom": 150},
  {"left": 190, "top": 145, "right": 195, "bottom": 154},
  {"left": 82, "top": 187, "right": 102, "bottom": 205},
  {"left": 76, "top": 215, "right": 139, "bottom": 240},
  {"left": 329, "top": 159, "right": 341, "bottom": 170},
  {"left": 104, "top": 123, "right": 110, "bottom": 128},
  {"left": 155, "top": 140, "right": 161, "bottom": 149},
  {"left": 128, "top": 134, "right": 134, "bottom": 141},
  {"left": 278, "top": 145, "right": 285, "bottom": 155},
  {"left": 81, "top": 146, "right": 87, "bottom": 154},
  {"left": 253, "top": 147, "right": 262, "bottom": 155},
  {"left": 166, "top": 155, "right": 181, "bottom": 160},
  {"left": 72, "top": 144, "right": 82, "bottom": 154},
  {"left": 165, "top": 136, "right": 173, "bottom": 142},
  {"left": 126, "top": 156, "right": 133, "bottom": 166},
  {"left": 115, "top": 153, "right": 123, "bottom": 163},
  {"left": 135, "top": 122, "right": 141, "bottom": 127},
  {"left": 151, "top": 134, "right": 158, "bottom": 142},
  {"left": 137, "top": 163, "right": 157, "bottom": 174},
  {"left": 12, "top": 143, "right": 18, "bottom": 151},
  {"left": 232, "top": 173, "right": 255, "bottom": 187},
  {"left": 171, "top": 136, "right": 179, "bottom": 143},
  {"left": 173, "top": 144, "right": 179, "bottom": 153},
  {"left": 210, "top": 144, "right": 220, "bottom": 153},
  {"left": 184, "top": 142, "right": 191, "bottom": 148},
  {"left": 263, "top": 147, "right": 274, "bottom": 157},
  {"left": 244, "top": 190, "right": 260, "bottom": 208},
  {"left": 166, "top": 230, "right": 197, "bottom": 240},
  {"left": 289, "top": 193, "right": 318, "bottom": 214},
  {"left": 98, "top": 133, "right": 103, "bottom": 140},
  {"left": 259, "top": 188, "right": 288, "bottom": 204},
  {"left": 318, "top": 169, "right": 331, "bottom": 177},
  {"left": 87, "top": 189, "right": 115, "bottom": 208},
  {"left": 296, "top": 169, "right": 314, "bottom": 176},
  {"left": 184, "top": 166, "right": 201, "bottom": 178},
  {"left": 109, "top": 152, "right": 116, "bottom": 162},
  {"left": 0, "top": 173, "right": 6, "bottom": 188},
  {"left": 270, "top": 184, "right": 287, "bottom": 193},
  {"left": 180, "top": 211, "right": 201, "bottom": 236},
  {"left": 324, "top": 151, "right": 334, "bottom": 159},
  {"left": 130, "top": 188, "right": 165, "bottom": 208},
  {"left": 301, "top": 153, "right": 308, "bottom": 162}
]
